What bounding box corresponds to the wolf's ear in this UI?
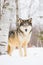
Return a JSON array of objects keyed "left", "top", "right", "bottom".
[
  {"left": 18, "top": 18, "right": 23, "bottom": 23},
  {"left": 28, "top": 18, "right": 32, "bottom": 23},
  {"left": 17, "top": 18, "right": 23, "bottom": 26},
  {"left": 18, "top": 18, "right": 23, "bottom": 25}
]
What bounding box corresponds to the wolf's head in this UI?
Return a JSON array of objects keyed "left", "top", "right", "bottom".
[{"left": 18, "top": 18, "right": 32, "bottom": 35}]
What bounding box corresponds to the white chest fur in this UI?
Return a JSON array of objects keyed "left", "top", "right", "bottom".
[{"left": 18, "top": 32, "right": 32, "bottom": 45}]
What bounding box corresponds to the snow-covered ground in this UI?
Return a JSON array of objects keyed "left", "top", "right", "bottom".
[{"left": 0, "top": 48, "right": 43, "bottom": 65}]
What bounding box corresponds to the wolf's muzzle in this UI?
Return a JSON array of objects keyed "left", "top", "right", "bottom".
[{"left": 25, "top": 29, "right": 27, "bottom": 32}]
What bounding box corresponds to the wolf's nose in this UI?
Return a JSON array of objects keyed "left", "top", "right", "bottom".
[{"left": 25, "top": 29, "right": 27, "bottom": 32}]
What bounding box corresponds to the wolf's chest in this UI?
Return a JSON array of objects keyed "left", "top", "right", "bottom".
[{"left": 18, "top": 32, "right": 32, "bottom": 44}]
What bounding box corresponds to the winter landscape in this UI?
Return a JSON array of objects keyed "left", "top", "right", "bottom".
[{"left": 0, "top": 0, "right": 43, "bottom": 65}]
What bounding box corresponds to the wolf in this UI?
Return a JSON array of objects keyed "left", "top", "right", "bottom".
[{"left": 7, "top": 18, "right": 32, "bottom": 56}]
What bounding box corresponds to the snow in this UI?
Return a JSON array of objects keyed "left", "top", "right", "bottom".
[{"left": 0, "top": 48, "right": 43, "bottom": 65}]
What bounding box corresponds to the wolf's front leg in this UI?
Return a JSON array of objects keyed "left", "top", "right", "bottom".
[
  {"left": 19, "top": 45, "right": 23, "bottom": 56},
  {"left": 23, "top": 41, "right": 27, "bottom": 56},
  {"left": 24, "top": 46, "right": 27, "bottom": 56}
]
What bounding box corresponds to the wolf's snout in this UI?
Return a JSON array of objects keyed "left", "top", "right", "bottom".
[{"left": 25, "top": 29, "right": 27, "bottom": 32}]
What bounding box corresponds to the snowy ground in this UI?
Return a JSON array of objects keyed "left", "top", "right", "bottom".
[{"left": 0, "top": 48, "right": 43, "bottom": 65}]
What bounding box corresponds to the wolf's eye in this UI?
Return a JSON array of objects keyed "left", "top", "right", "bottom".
[
  {"left": 20, "top": 23, "right": 23, "bottom": 26},
  {"left": 28, "top": 22, "right": 32, "bottom": 26}
]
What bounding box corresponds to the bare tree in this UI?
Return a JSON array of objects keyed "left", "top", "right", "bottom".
[{"left": 15, "top": 0, "right": 19, "bottom": 28}]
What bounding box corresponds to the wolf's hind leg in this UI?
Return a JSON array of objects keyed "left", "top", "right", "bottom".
[{"left": 7, "top": 45, "right": 13, "bottom": 56}]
